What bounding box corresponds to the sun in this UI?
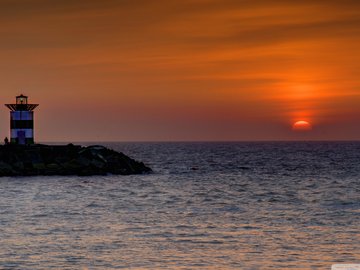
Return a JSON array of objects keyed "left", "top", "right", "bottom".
[{"left": 292, "top": 120, "right": 312, "bottom": 131}]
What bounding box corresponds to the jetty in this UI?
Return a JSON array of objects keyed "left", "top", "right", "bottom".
[
  {"left": 0, "top": 144, "right": 151, "bottom": 176},
  {"left": 1, "top": 94, "right": 151, "bottom": 176}
]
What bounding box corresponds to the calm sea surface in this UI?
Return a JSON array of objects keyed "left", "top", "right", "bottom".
[{"left": 0, "top": 142, "right": 359, "bottom": 269}]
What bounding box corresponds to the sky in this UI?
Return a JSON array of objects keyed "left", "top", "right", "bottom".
[{"left": 0, "top": 0, "right": 360, "bottom": 142}]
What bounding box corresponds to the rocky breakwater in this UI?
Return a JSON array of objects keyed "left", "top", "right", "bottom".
[{"left": 0, "top": 144, "right": 152, "bottom": 176}]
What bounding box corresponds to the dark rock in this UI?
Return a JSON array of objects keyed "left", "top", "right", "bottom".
[
  {"left": 0, "top": 144, "right": 152, "bottom": 177},
  {"left": 0, "top": 161, "right": 15, "bottom": 175}
]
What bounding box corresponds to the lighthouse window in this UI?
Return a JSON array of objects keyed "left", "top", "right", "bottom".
[{"left": 16, "top": 96, "right": 28, "bottom": 104}]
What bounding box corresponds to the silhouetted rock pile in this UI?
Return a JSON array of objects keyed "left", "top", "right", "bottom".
[{"left": 0, "top": 144, "right": 152, "bottom": 176}]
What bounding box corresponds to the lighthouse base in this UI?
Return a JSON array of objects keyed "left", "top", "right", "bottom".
[{"left": 10, "top": 138, "right": 34, "bottom": 145}]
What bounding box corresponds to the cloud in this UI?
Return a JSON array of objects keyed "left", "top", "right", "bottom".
[{"left": 0, "top": 0, "right": 360, "bottom": 140}]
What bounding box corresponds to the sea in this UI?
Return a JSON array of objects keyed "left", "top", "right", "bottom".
[{"left": 0, "top": 142, "right": 359, "bottom": 270}]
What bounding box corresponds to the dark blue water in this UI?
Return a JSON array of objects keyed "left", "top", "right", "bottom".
[{"left": 0, "top": 142, "right": 359, "bottom": 269}]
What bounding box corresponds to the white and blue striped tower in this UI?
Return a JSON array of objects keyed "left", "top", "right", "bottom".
[{"left": 5, "top": 94, "right": 39, "bottom": 145}]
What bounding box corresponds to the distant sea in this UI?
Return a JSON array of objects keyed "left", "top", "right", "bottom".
[{"left": 0, "top": 142, "right": 359, "bottom": 269}]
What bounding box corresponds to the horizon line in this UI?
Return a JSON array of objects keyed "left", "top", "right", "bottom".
[{"left": 38, "top": 139, "right": 360, "bottom": 144}]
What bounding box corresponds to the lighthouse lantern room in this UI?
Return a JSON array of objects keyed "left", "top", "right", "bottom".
[{"left": 5, "top": 94, "right": 39, "bottom": 145}]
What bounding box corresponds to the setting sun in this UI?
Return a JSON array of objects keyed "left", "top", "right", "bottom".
[{"left": 292, "top": 120, "right": 312, "bottom": 131}]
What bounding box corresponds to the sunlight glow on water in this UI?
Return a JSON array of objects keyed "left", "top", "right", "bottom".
[{"left": 0, "top": 142, "right": 359, "bottom": 269}]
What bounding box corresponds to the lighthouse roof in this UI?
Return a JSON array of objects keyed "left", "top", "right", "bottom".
[{"left": 5, "top": 94, "right": 39, "bottom": 111}]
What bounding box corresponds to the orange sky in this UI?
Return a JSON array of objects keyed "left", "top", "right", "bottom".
[{"left": 0, "top": 0, "right": 360, "bottom": 141}]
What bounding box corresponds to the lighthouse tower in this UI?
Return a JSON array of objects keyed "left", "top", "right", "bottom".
[{"left": 5, "top": 94, "right": 39, "bottom": 145}]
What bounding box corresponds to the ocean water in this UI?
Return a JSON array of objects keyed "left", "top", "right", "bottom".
[{"left": 0, "top": 142, "right": 359, "bottom": 269}]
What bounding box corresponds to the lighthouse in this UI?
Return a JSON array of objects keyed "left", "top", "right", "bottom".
[{"left": 5, "top": 94, "right": 39, "bottom": 145}]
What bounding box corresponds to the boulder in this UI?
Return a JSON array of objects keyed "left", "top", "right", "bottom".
[{"left": 0, "top": 161, "right": 15, "bottom": 175}]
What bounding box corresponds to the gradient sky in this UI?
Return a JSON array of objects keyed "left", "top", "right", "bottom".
[{"left": 0, "top": 0, "right": 360, "bottom": 141}]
